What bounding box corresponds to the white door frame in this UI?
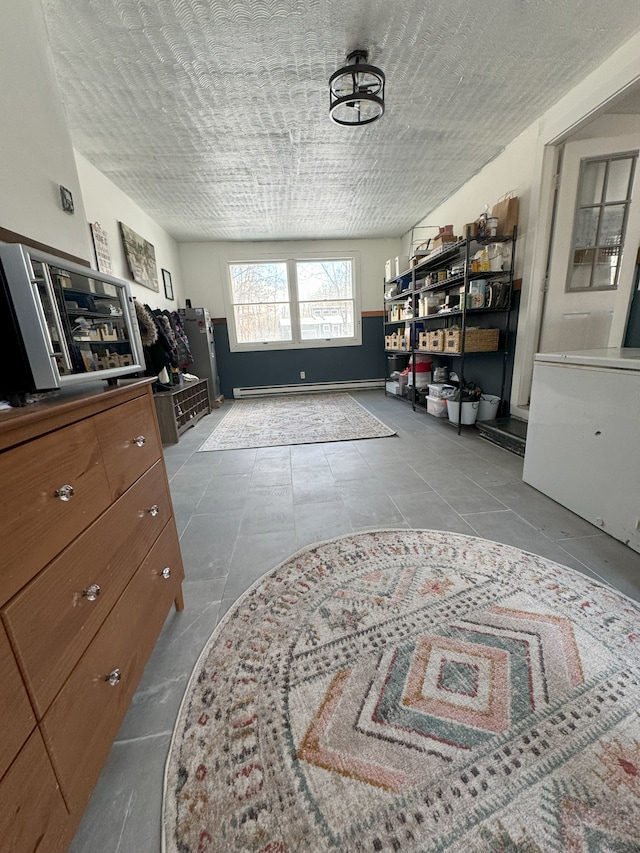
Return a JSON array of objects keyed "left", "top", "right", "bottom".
[{"left": 510, "top": 30, "right": 640, "bottom": 415}]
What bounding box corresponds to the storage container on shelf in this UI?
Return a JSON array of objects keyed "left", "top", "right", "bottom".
[
  {"left": 407, "top": 354, "right": 432, "bottom": 388},
  {"left": 426, "top": 395, "right": 448, "bottom": 418},
  {"left": 427, "top": 383, "right": 456, "bottom": 399}
]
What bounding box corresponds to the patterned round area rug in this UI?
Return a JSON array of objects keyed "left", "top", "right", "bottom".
[{"left": 163, "top": 530, "right": 640, "bottom": 853}]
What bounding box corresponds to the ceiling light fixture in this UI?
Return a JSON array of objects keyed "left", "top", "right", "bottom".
[{"left": 329, "top": 49, "right": 385, "bottom": 126}]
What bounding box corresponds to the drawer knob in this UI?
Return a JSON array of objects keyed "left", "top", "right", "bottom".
[
  {"left": 54, "top": 484, "right": 75, "bottom": 501},
  {"left": 148, "top": 504, "right": 160, "bottom": 517},
  {"left": 105, "top": 668, "right": 121, "bottom": 686},
  {"left": 133, "top": 435, "right": 146, "bottom": 447},
  {"left": 82, "top": 583, "right": 101, "bottom": 601},
  {"left": 161, "top": 567, "right": 171, "bottom": 579}
]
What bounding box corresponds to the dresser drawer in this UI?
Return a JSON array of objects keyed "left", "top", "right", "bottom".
[
  {"left": 0, "top": 729, "right": 69, "bottom": 853},
  {"left": 0, "top": 418, "right": 111, "bottom": 606},
  {"left": 4, "top": 460, "right": 173, "bottom": 718},
  {"left": 0, "top": 620, "right": 35, "bottom": 780},
  {"left": 41, "top": 521, "right": 184, "bottom": 811},
  {"left": 96, "top": 394, "right": 163, "bottom": 499}
]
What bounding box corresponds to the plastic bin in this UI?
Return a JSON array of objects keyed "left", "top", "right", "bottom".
[
  {"left": 447, "top": 399, "right": 479, "bottom": 425},
  {"left": 426, "top": 395, "right": 448, "bottom": 418},
  {"left": 427, "top": 383, "right": 456, "bottom": 400},
  {"left": 477, "top": 394, "right": 500, "bottom": 421}
]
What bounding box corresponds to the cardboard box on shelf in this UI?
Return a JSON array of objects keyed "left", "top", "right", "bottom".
[
  {"left": 409, "top": 251, "right": 430, "bottom": 268},
  {"left": 385, "top": 259, "right": 393, "bottom": 282},
  {"left": 432, "top": 234, "right": 459, "bottom": 250}
]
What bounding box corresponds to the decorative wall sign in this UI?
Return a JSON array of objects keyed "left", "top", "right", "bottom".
[
  {"left": 89, "top": 222, "right": 113, "bottom": 275},
  {"left": 59, "top": 185, "right": 74, "bottom": 214},
  {"left": 162, "top": 268, "right": 174, "bottom": 301},
  {"left": 119, "top": 221, "right": 159, "bottom": 292}
]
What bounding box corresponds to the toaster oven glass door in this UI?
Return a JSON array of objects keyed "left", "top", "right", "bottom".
[{"left": 30, "top": 260, "right": 138, "bottom": 378}]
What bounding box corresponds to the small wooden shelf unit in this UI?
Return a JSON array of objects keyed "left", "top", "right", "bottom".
[{"left": 153, "top": 377, "right": 210, "bottom": 444}]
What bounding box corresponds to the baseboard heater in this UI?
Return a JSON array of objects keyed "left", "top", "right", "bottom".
[{"left": 232, "top": 379, "right": 385, "bottom": 399}]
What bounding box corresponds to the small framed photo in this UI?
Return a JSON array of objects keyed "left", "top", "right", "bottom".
[
  {"left": 59, "top": 185, "right": 74, "bottom": 214},
  {"left": 162, "top": 268, "right": 174, "bottom": 301}
]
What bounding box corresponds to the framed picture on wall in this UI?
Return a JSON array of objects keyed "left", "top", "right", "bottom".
[
  {"left": 119, "top": 221, "right": 159, "bottom": 292},
  {"left": 162, "top": 268, "right": 174, "bottom": 300}
]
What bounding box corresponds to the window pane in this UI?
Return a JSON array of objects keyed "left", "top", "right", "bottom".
[
  {"left": 605, "top": 158, "right": 633, "bottom": 202},
  {"left": 580, "top": 160, "right": 605, "bottom": 205},
  {"left": 598, "top": 204, "right": 625, "bottom": 247},
  {"left": 296, "top": 260, "right": 353, "bottom": 300},
  {"left": 230, "top": 263, "right": 288, "bottom": 304},
  {"left": 568, "top": 248, "right": 594, "bottom": 290},
  {"left": 298, "top": 300, "right": 354, "bottom": 339},
  {"left": 233, "top": 303, "right": 292, "bottom": 343},
  {"left": 574, "top": 208, "right": 599, "bottom": 247},
  {"left": 593, "top": 247, "right": 619, "bottom": 288}
]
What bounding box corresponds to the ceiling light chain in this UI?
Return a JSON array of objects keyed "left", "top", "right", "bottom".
[{"left": 329, "top": 49, "right": 385, "bottom": 126}]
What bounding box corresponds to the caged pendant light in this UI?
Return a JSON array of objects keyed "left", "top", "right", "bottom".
[{"left": 329, "top": 49, "right": 385, "bottom": 126}]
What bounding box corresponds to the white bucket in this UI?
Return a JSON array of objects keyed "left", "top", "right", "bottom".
[
  {"left": 477, "top": 394, "right": 500, "bottom": 421},
  {"left": 447, "top": 399, "right": 479, "bottom": 425}
]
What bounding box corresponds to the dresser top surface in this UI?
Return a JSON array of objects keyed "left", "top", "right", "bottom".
[{"left": 0, "top": 378, "right": 155, "bottom": 451}]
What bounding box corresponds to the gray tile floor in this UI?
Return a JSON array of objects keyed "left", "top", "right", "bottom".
[{"left": 69, "top": 391, "right": 640, "bottom": 852}]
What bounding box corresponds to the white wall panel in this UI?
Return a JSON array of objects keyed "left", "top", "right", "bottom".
[
  {"left": 75, "top": 153, "right": 183, "bottom": 309},
  {"left": 0, "top": 0, "right": 89, "bottom": 259}
]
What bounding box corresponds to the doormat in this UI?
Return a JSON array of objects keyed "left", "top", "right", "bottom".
[
  {"left": 197, "top": 393, "right": 396, "bottom": 451},
  {"left": 162, "top": 529, "right": 640, "bottom": 853}
]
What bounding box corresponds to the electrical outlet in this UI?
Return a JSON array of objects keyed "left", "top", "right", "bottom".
[{"left": 300, "top": 371, "right": 305, "bottom": 379}]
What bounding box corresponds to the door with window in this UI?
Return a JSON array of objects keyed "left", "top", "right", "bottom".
[{"left": 539, "top": 134, "right": 640, "bottom": 353}]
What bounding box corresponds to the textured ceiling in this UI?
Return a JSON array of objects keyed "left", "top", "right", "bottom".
[{"left": 41, "top": 0, "right": 640, "bottom": 242}]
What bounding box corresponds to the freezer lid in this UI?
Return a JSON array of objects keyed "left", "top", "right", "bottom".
[{"left": 534, "top": 347, "right": 640, "bottom": 370}]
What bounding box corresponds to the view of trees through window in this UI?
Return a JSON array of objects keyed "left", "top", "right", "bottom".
[
  {"left": 230, "top": 262, "right": 291, "bottom": 343},
  {"left": 229, "top": 259, "right": 355, "bottom": 346}
]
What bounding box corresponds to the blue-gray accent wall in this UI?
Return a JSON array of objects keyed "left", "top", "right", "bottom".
[
  {"left": 212, "top": 315, "right": 386, "bottom": 399},
  {"left": 212, "top": 291, "right": 521, "bottom": 409}
]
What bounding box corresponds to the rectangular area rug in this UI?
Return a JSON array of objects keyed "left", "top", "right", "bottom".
[{"left": 197, "top": 393, "right": 396, "bottom": 451}]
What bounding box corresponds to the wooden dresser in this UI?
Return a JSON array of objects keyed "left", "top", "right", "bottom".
[{"left": 0, "top": 378, "right": 185, "bottom": 852}]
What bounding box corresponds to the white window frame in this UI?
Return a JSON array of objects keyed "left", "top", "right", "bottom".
[{"left": 224, "top": 254, "right": 362, "bottom": 352}]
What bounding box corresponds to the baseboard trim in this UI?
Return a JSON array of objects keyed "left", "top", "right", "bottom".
[{"left": 232, "top": 379, "right": 385, "bottom": 398}]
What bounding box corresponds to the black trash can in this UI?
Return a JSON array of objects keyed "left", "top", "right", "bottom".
[{"left": 387, "top": 353, "right": 408, "bottom": 376}]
